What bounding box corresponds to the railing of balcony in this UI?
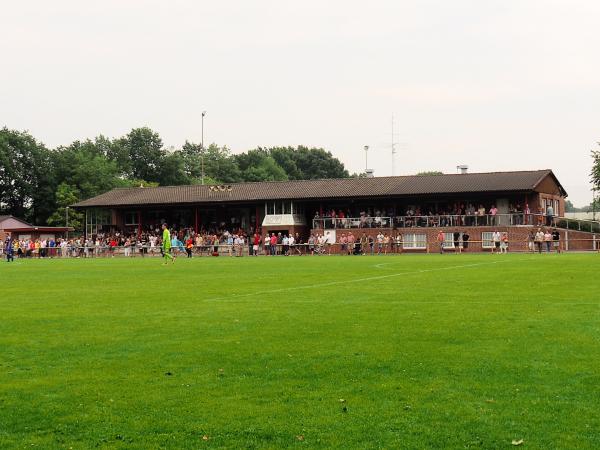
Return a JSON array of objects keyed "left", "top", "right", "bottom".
[{"left": 312, "top": 214, "right": 600, "bottom": 231}]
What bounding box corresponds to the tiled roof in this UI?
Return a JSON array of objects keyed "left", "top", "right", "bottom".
[
  {"left": 73, "top": 169, "right": 565, "bottom": 208},
  {"left": 0, "top": 215, "right": 32, "bottom": 226}
]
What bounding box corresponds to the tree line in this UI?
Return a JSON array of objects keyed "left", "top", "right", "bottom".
[{"left": 0, "top": 127, "right": 350, "bottom": 229}]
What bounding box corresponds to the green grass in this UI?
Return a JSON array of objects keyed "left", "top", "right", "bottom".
[{"left": 1, "top": 253, "right": 599, "bottom": 449}]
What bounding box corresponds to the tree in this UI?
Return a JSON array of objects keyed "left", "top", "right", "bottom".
[
  {"left": 52, "top": 139, "right": 122, "bottom": 200},
  {"left": 112, "top": 127, "right": 166, "bottom": 182},
  {"left": 203, "top": 144, "right": 242, "bottom": 183},
  {"left": 267, "top": 147, "right": 302, "bottom": 179},
  {"left": 0, "top": 128, "right": 56, "bottom": 224},
  {"left": 257, "top": 146, "right": 349, "bottom": 180},
  {"left": 178, "top": 141, "right": 203, "bottom": 182},
  {"left": 156, "top": 152, "right": 190, "bottom": 186},
  {"left": 47, "top": 183, "right": 84, "bottom": 230},
  {"left": 591, "top": 144, "right": 600, "bottom": 192},
  {"left": 242, "top": 156, "right": 288, "bottom": 182}
]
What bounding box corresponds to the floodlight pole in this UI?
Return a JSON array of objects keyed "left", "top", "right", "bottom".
[
  {"left": 201, "top": 111, "right": 206, "bottom": 185},
  {"left": 364, "top": 145, "right": 369, "bottom": 173}
]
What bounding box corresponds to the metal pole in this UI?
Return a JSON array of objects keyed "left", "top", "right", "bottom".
[
  {"left": 364, "top": 145, "right": 369, "bottom": 173},
  {"left": 201, "top": 111, "right": 206, "bottom": 185},
  {"left": 391, "top": 115, "right": 395, "bottom": 176},
  {"left": 66, "top": 206, "right": 69, "bottom": 240}
]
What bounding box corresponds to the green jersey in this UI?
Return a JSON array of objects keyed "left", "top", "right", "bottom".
[{"left": 162, "top": 228, "right": 171, "bottom": 250}]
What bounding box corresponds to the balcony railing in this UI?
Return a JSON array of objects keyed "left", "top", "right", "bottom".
[{"left": 312, "top": 213, "right": 600, "bottom": 230}]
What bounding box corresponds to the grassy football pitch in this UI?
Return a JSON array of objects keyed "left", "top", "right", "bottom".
[{"left": 1, "top": 253, "right": 599, "bottom": 449}]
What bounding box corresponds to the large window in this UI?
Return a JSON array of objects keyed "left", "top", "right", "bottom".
[
  {"left": 265, "top": 201, "right": 293, "bottom": 215},
  {"left": 403, "top": 233, "right": 427, "bottom": 249},
  {"left": 444, "top": 232, "right": 454, "bottom": 248},
  {"left": 481, "top": 232, "right": 494, "bottom": 248},
  {"left": 293, "top": 203, "right": 305, "bottom": 215},
  {"left": 86, "top": 209, "right": 112, "bottom": 236}
]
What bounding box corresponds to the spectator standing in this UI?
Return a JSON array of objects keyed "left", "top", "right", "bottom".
[
  {"left": 500, "top": 232, "right": 509, "bottom": 254},
  {"left": 544, "top": 230, "right": 552, "bottom": 252},
  {"left": 294, "top": 233, "right": 303, "bottom": 255},
  {"left": 383, "top": 234, "right": 390, "bottom": 255},
  {"left": 359, "top": 233, "right": 368, "bottom": 255},
  {"left": 227, "top": 234, "right": 234, "bottom": 256},
  {"left": 308, "top": 234, "right": 315, "bottom": 255},
  {"left": 124, "top": 238, "right": 131, "bottom": 257},
  {"left": 5, "top": 235, "right": 14, "bottom": 262},
  {"left": 185, "top": 236, "right": 194, "bottom": 258},
  {"left": 552, "top": 229, "right": 561, "bottom": 254},
  {"left": 282, "top": 235, "right": 289, "bottom": 256},
  {"left": 347, "top": 232, "right": 355, "bottom": 255},
  {"left": 339, "top": 233, "right": 347, "bottom": 255},
  {"left": 436, "top": 230, "right": 445, "bottom": 254},
  {"left": 489, "top": 205, "right": 498, "bottom": 226},
  {"left": 528, "top": 230, "right": 535, "bottom": 252},
  {"left": 534, "top": 229, "right": 544, "bottom": 254},
  {"left": 492, "top": 231, "right": 501, "bottom": 254},
  {"left": 546, "top": 204, "right": 554, "bottom": 227},
  {"left": 376, "top": 232, "right": 384, "bottom": 254},
  {"left": 235, "top": 235, "right": 244, "bottom": 257},
  {"left": 453, "top": 231, "right": 461, "bottom": 254},
  {"left": 395, "top": 234, "right": 402, "bottom": 254}
]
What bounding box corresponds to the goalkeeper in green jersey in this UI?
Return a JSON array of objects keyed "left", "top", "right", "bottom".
[{"left": 161, "top": 223, "right": 175, "bottom": 264}]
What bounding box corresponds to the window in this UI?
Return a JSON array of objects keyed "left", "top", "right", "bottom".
[
  {"left": 403, "top": 233, "right": 427, "bottom": 249},
  {"left": 292, "top": 202, "right": 305, "bottom": 215},
  {"left": 266, "top": 201, "right": 292, "bottom": 215},
  {"left": 444, "top": 232, "right": 454, "bottom": 248},
  {"left": 481, "top": 232, "right": 494, "bottom": 248},
  {"left": 86, "top": 209, "right": 112, "bottom": 236}
]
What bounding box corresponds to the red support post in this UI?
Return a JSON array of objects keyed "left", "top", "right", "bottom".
[
  {"left": 137, "top": 211, "right": 142, "bottom": 237},
  {"left": 255, "top": 206, "right": 260, "bottom": 232}
]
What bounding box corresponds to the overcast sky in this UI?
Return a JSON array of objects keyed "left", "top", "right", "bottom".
[{"left": 2, "top": 1, "right": 599, "bottom": 205}]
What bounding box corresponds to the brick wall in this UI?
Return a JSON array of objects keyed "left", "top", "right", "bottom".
[{"left": 310, "top": 226, "right": 598, "bottom": 253}]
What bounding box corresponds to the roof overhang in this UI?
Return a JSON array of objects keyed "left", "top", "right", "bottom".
[{"left": 4, "top": 227, "right": 74, "bottom": 233}]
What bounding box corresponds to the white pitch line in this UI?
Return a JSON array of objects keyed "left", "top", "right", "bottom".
[{"left": 201, "top": 258, "right": 531, "bottom": 303}]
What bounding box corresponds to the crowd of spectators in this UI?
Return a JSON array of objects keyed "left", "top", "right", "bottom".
[{"left": 312, "top": 202, "right": 555, "bottom": 228}]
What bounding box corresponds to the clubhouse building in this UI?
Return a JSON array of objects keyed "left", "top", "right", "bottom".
[{"left": 71, "top": 169, "right": 588, "bottom": 252}]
